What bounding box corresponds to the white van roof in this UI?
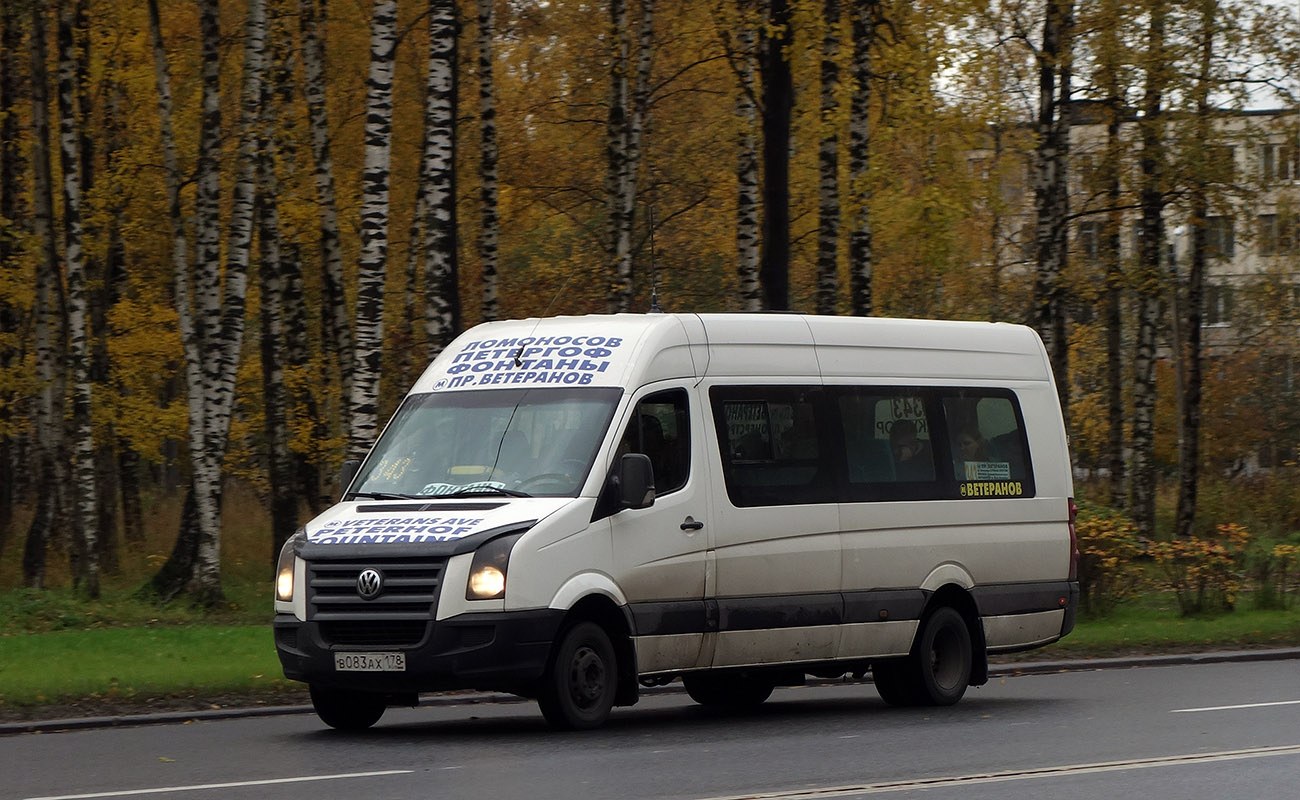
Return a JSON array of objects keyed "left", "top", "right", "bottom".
[{"left": 409, "top": 313, "right": 1052, "bottom": 394}]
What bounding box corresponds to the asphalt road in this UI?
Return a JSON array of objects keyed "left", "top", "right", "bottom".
[{"left": 3, "top": 658, "right": 1299, "bottom": 800}]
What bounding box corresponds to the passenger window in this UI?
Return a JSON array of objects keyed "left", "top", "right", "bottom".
[
  {"left": 617, "top": 389, "right": 690, "bottom": 495},
  {"left": 711, "top": 387, "right": 832, "bottom": 507},
  {"left": 840, "top": 392, "right": 935, "bottom": 484},
  {"left": 941, "top": 393, "right": 1034, "bottom": 498}
]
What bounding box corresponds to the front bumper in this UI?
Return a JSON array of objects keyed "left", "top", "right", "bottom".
[{"left": 274, "top": 609, "right": 565, "bottom": 694}]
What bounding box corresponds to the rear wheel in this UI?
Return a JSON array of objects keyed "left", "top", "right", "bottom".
[
  {"left": 309, "top": 685, "right": 387, "bottom": 730},
  {"left": 914, "top": 606, "right": 972, "bottom": 705},
  {"left": 872, "top": 606, "right": 973, "bottom": 707},
  {"left": 537, "top": 621, "right": 618, "bottom": 730},
  {"left": 683, "top": 672, "right": 774, "bottom": 710}
]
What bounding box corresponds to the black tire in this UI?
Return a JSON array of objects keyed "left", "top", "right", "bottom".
[
  {"left": 913, "top": 606, "right": 973, "bottom": 705},
  {"left": 537, "top": 621, "right": 618, "bottom": 730},
  {"left": 682, "top": 673, "right": 774, "bottom": 709},
  {"left": 872, "top": 606, "right": 973, "bottom": 707},
  {"left": 870, "top": 658, "right": 920, "bottom": 707},
  {"left": 309, "top": 685, "right": 387, "bottom": 731}
]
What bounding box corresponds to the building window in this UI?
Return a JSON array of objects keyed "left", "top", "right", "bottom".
[
  {"left": 1204, "top": 284, "right": 1235, "bottom": 325},
  {"left": 1261, "top": 143, "right": 1298, "bottom": 183},
  {"left": 1204, "top": 216, "right": 1235, "bottom": 259},
  {"left": 1077, "top": 221, "right": 1101, "bottom": 259},
  {"left": 1259, "top": 214, "right": 1297, "bottom": 256}
]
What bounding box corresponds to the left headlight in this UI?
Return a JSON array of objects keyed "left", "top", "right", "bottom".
[
  {"left": 466, "top": 533, "right": 525, "bottom": 601},
  {"left": 275, "top": 529, "right": 303, "bottom": 603}
]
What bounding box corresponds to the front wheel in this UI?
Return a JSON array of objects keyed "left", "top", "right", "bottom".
[
  {"left": 537, "top": 621, "right": 618, "bottom": 730},
  {"left": 309, "top": 685, "right": 387, "bottom": 731}
]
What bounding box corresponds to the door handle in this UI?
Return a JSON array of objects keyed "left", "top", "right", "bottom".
[{"left": 680, "top": 516, "right": 704, "bottom": 531}]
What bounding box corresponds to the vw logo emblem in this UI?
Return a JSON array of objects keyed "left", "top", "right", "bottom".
[{"left": 356, "top": 568, "right": 384, "bottom": 600}]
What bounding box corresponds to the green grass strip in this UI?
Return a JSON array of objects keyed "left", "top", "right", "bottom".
[{"left": 0, "top": 626, "right": 292, "bottom": 707}]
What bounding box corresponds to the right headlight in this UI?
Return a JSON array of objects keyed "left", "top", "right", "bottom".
[
  {"left": 275, "top": 529, "right": 304, "bottom": 603},
  {"left": 466, "top": 533, "right": 525, "bottom": 601}
]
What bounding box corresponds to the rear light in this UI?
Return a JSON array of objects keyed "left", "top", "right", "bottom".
[{"left": 1067, "top": 497, "right": 1079, "bottom": 581}]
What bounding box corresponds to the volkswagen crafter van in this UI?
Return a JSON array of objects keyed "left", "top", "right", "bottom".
[{"left": 274, "top": 313, "right": 1079, "bottom": 730}]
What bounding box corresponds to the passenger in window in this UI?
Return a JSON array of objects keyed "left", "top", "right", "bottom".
[
  {"left": 954, "top": 426, "right": 989, "bottom": 478},
  {"left": 889, "top": 419, "right": 933, "bottom": 481}
]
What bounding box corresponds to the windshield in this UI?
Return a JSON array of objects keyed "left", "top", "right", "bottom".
[{"left": 350, "top": 387, "right": 622, "bottom": 499}]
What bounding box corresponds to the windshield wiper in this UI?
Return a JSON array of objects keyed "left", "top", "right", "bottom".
[
  {"left": 349, "top": 491, "right": 429, "bottom": 501},
  {"left": 439, "top": 486, "right": 532, "bottom": 498}
]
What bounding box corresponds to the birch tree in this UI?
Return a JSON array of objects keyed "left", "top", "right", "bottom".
[
  {"left": 424, "top": 0, "right": 460, "bottom": 359},
  {"left": 258, "top": 11, "right": 296, "bottom": 560},
  {"left": 734, "top": 1, "right": 762, "bottom": 312},
  {"left": 24, "top": 0, "right": 67, "bottom": 590},
  {"left": 0, "top": 0, "right": 22, "bottom": 544},
  {"left": 349, "top": 0, "right": 398, "bottom": 460},
  {"left": 604, "top": 0, "right": 656, "bottom": 313},
  {"left": 816, "top": 0, "right": 841, "bottom": 316},
  {"left": 298, "top": 0, "right": 353, "bottom": 401},
  {"left": 1095, "top": 0, "right": 1127, "bottom": 508},
  {"left": 148, "top": 0, "right": 265, "bottom": 604},
  {"left": 1174, "top": 0, "right": 1219, "bottom": 539},
  {"left": 1132, "top": 0, "right": 1168, "bottom": 540},
  {"left": 57, "top": 0, "right": 98, "bottom": 596},
  {"left": 478, "top": 0, "right": 500, "bottom": 323},
  {"left": 1030, "top": 0, "right": 1074, "bottom": 422}
]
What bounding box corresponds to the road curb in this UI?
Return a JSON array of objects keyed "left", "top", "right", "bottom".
[{"left": 5, "top": 647, "right": 1299, "bottom": 736}]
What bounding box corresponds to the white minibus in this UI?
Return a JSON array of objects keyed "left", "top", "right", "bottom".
[{"left": 274, "top": 313, "right": 1078, "bottom": 730}]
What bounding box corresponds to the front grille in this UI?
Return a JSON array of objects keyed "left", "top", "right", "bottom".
[
  {"left": 307, "top": 557, "right": 447, "bottom": 621},
  {"left": 319, "top": 620, "right": 429, "bottom": 647}
]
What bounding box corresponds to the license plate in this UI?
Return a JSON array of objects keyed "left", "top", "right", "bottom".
[{"left": 334, "top": 652, "right": 406, "bottom": 672}]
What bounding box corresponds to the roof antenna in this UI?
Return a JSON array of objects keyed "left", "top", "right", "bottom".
[
  {"left": 514, "top": 273, "right": 573, "bottom": 366},
  {"left": 648, "top": 205, "right": 661, "bottom": 313}
]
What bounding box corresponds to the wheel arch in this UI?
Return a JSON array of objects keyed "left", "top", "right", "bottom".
[{"left": 554, "top": 592, "right": 639, "bottom": 707}]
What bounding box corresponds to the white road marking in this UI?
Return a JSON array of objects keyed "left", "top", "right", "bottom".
[
  {"left": 692, "top": 744, "right": 1300, "bottom": 799},
  {"left": 1171, "top": 699, "right": 1300, "bottom": 713},
  {"left": 23, "top": 770, "right": 414, "bottom": 800}
]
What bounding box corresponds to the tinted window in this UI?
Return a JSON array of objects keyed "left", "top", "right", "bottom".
[
  {"left": 711, "top": 386, "right": 833, "bottom": 507},
  {"left": 941, "top": 392, "right": 1034, "bottom": 498},
  {"left": 617, "top": 389, "right": 690, "bottom": 495}
]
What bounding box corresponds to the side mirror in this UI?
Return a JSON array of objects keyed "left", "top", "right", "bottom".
[
  {"left": 339, "top": 459, "right": 361, "bottom": 499},
  {"left": 617, "top": 453, "right": 655, "bottom": 510}
]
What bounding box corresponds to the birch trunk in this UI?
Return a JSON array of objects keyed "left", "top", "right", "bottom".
[
  {"left": 604, "top": 0, "right": 631, "bottom": 313},
  {"left": 269, "top": 0, "right": 323, "bottom": 513},
  {"left": 622, "top": 0, "right": 655, "bottom": 307},
  {"left": 0, "top": 0, "right": 22, "bottom": 543},
  {"left": 298, "top": 0, "right": 353, "bottom": 402},
  {"left": 1031, "top": 0, "right": 1073, "bottom": 424},
  {"left": 847, "top": 0, "right": 876, "bottom": 316},
  {"left": 1132, "top": 2, "right": 1167, "bottom": 540},
  {"left": 191, "top": 0, "right": 267, "bottom": 603},
  {"left": 349, "top": 0, "right": 398, "bottom": 460},
  {"left": 735, "top": 6, "right": 761, "bottom": 312},
  {"left": 760, "top": 0, "right": 793, "bottom": 311},
  {"left": 24, "top": 1, "right": 67, "bottom": 589},
  {"left": 424, "top": 0, "right": 459, "bottom": 360},
  {"left": 257, "top": 98, "right": 297, "bottom": 562},
  {"left": 816, "top": 0, "right": 840, "bottom": 316},
  {"left": 57, "top": 0, "right": 99, "bottom": 597},
  {"left": 145, "top": 0, "right": 206, "bottom": 600},
  {"left": 1175, "top": 0, "right": 1215, "bottom": 540},
  {"left": 478, "top": 0, "right": 500, "bottom": 323}
]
